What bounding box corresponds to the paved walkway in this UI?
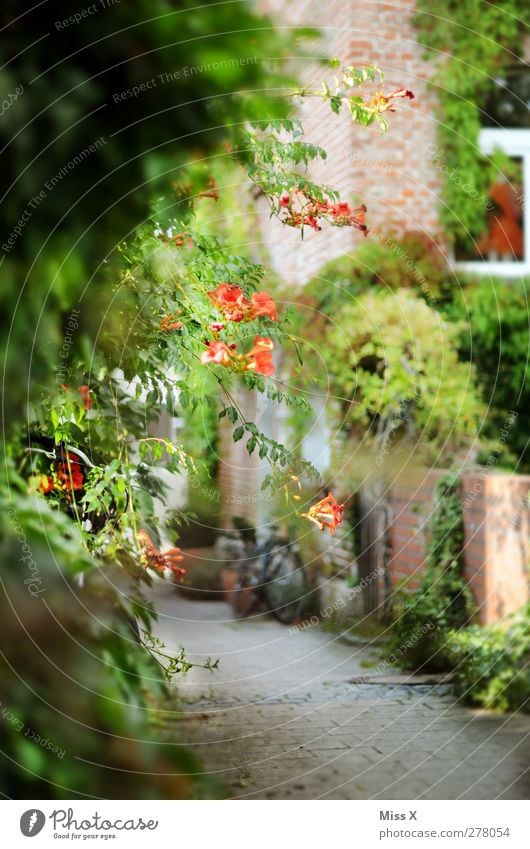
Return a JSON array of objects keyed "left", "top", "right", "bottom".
[{"left": 149, "top": 587, "right": 530, "bottom": 800}]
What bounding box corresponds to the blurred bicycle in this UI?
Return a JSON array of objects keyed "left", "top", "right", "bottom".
[{"left": 229, "top": 520, "right": 308, "bottom": 624}]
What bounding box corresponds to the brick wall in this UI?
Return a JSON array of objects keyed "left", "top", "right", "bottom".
[
  {"left": 257, "top": 0, "right": 443, "bottom": 285},
  {"left": 387, "top": 470, "right": 530, "bottom": 625}
]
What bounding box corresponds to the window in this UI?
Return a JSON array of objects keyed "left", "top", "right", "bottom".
[{"left": 454, "top": 129, "right": 530, "bottom": 277}]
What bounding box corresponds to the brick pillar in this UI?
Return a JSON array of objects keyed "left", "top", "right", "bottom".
[
  {"left": 387, "top": 469, "right": 530, "bottom": 625},
  {"left": 474, "top": 475, "right": 530, "bottom": 624}
]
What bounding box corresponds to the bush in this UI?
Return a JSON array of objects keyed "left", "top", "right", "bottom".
[
  {"left": 387, "top": 473, "right": 530, "bottom": 712},
  {"left": 317, "top": 289, "right": 481, "bottom": 458},
  {"left": 301, "top": 231, "right": 459, "bottom": 313},
  {"left": 448, "top": 606, "right": 530, "bottom": 713},
  {"left": 0, "top": 505, "right": 221, "bottom": 798}
]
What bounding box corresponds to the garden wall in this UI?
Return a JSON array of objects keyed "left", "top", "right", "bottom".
[{"left": 387, "top": 469, "right": 530, "bottom": 625}]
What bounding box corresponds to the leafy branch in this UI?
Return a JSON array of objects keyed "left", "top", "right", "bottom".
[{"left": 142, "top": 633, "right": 219, "bottom": 682}]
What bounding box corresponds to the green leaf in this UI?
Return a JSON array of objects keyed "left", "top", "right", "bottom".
[{"left": 233, "top": 426, "right": 244, "bottom": 442}]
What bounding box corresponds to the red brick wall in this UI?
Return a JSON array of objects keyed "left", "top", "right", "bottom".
[
  {"left": 257, "top": 0, "right": 443, "bottom": 285},
  {"left": 388, "top": 470, "right": 530, "bottom": 625},
  {"left": 474, "top": 474, "right": 530, "bottom": 624}
]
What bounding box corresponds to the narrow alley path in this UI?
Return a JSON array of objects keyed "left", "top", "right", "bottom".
[{"left": 149, "top": 587, "right": 530, "bottom": 800}]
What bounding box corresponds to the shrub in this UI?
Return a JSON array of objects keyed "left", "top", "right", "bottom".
[
  {"left": 448, "top": 605, "right": 530, "bottom": 713},
  {"left": 301, "top": 231, "right": 459, "bottom": 312},
  {"left": 319, "top": 289, "right": 481, "bottom": 460}
]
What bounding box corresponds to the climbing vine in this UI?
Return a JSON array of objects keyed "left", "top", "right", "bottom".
[
  {"left": 414, "top": 0, "right": 525, "bottom": 247},
  {"left": 388, "top": 473, "right": 474, "bottom": 671}
]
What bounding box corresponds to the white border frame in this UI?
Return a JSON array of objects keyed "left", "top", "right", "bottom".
[{"left": 453, "top": 128, "right": 530, "bottom": 278}]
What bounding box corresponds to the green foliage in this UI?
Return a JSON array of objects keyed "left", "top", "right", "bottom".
[
  {"left": 302, "top": 231, "right": 462, "bottom": 310},
  {"left": 450, "top": 278, "right": 529, "bottom": 468},
  {"left": 388, "top": 474, "right": 530, "bottom": 710},
  {"left": 182, "top": 381, "right": 220, "bottom": 481},
  {"left": 0, "top": 0, "right": 299, "bottom": 257},
  {"left": 389, "top": 473, "right": 474, "bottom": 672},
  {"left": 414, "top": 0, "right": 525, "bottom": 246},
  {"left": 0, "top": 484, "right": 221, "bottom": 798},
  {"left": 0, "top": 0, "right": 302, "bottom": 422},
  {"left": 1, "top": 99, "right": 357, "bottom": 795},
  {"left": 191, "top": 159, "right": 272, "bottom": 266},
  {"left": 294, "top": 284, "right": 482, "bottom": 461},
  {"left": 243, "top": 126, "right": 334, "bottom": 204},
  {"left": 447, "top": 605, "right": 530, "bottom": 713},
  {"left": 302, "top": 64, "right": 401, "bottom": 132},
  {"left": 173, "top": 393, "right": 222, "bottom": 548},
  {"left": 0, "top": 1, "right": 311, "bottom": 798}
]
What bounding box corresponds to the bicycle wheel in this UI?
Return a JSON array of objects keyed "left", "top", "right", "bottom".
[
  {"left": 263, "top": 545, "right": 308, "bottom": 624},
  {"left": 230, "top": 571, "right": 255, "bottom": 619}
]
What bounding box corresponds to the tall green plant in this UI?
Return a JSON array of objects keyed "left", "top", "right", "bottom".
[{"left": 389, "top": 473, "right": 474, "bottom": 671}]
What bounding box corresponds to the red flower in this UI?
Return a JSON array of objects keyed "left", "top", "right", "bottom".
[
  {"left": 209, "top": 321, "right": 226, "bottom": 332},
  {"left": 200, "top": 336, "right": 275, "bottom": 376},
  {"left": 159, "top": 314, "right": 183, "bottom": 333},
  {"left": 331, "top": 201, "right": 351, "bottom": 216},
  {"left": 155, "top": 228, "right": 192, "bottom": 247},
  {"left": 390, "top": 88, "right": 414, "bottom": 101},
  {"left": 40, "top": 475, "right": 55, "bottom": 494},
  {"left": 58, "top": 470, "right": 83, "bottom": 490},
  {"left": 280, "top": 192, "right": 291, "bottom": 208},
  {"left": 245, "top": 337, "right": 275, "bottom": 377},
  {"left": 61, "top": 383, "right": 94, "bottom": 410},
  {"left": 137, "top": 530, "right": 186, "bottom": 578},
  {"left": 248, "top": 291, "right": 279, "bottom": 322},
  {"left": 277, "top": 189, "right": 368, "bottom": 235},
  {"left": 78, "top": 385, "right": 92, "bottom": 411},
  {"left": 56, "top": 454, "right": 84, "bottom": 491},
  {"left": 200, "top": 340, "right": 234, "bottom": 366},
  {"left": 329, "top": 202, "right": 367, "bottom": 233},
  {"left": 208, "top": 284, "right": 250, "bottom": 322},
  {"left": 208, "top": 284, "right": 280, "bottom": 324},
  {"left": 198, "top": 175, "right": 220, "bottom": 201},
  {"left": 303, "top": 492, "right": 344, "bottom": 534},
  {"left": 369, "top": 88, "right": 414, "bottom": 114}
]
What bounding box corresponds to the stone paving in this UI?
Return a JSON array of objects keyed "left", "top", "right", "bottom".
[{"left": 149, "top": 587, "right": 530, "bottom": 800}]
